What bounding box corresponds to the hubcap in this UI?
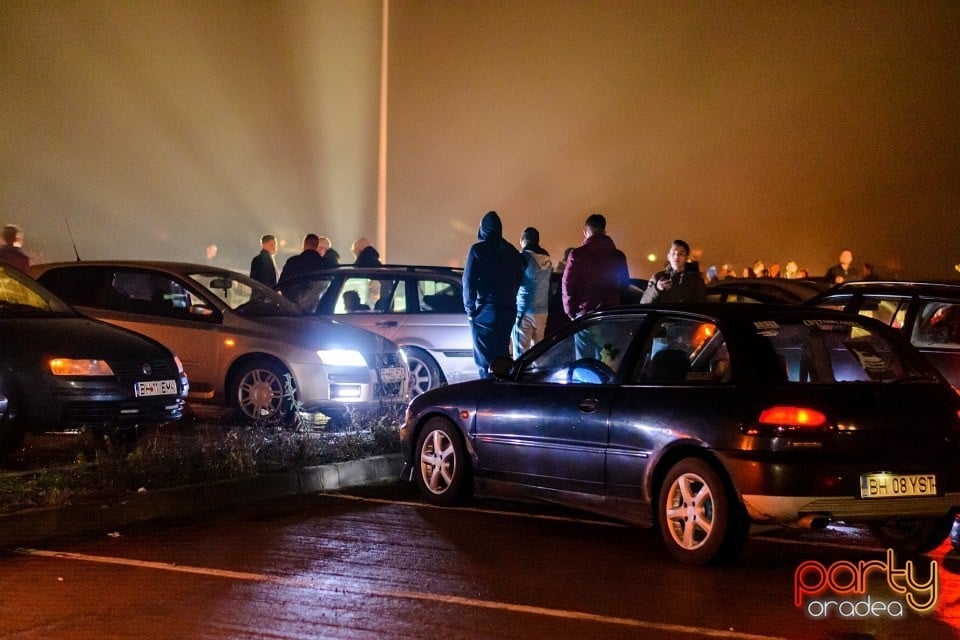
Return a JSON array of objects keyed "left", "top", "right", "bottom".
[
  {"left": 238, "top": 368, "right": 283, "bottom": 418},
  {"left": 407, "top": 359, "right": 433, "bottom": 398},
  {"left": 419, "top": 429, "right": 455, "bottom": 494},
  {"left": 664, "top": 472, "right": 715, "bottom": 550}
]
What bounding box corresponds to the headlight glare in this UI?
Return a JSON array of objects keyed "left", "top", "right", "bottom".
[
  {"left": 316, "top": 349, "right": 368, "bottom": 367},
  {"left": 49, "top": 358, "right": 115, "bottom": 376}
]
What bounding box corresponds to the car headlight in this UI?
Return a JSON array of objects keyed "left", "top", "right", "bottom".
[
  {"left": 316, "top": 349, "right": 368, "bottom": 368},
  {"left": 49, "top": 358, "right": 114, "bottom": 376}
]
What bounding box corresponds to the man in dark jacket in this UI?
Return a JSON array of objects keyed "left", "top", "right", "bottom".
[
  {"left": 462, "top": 211, "right": 524, "bottom": 378},
  {"left": 277, "top": 233, "right": 334, "bottom": 310},
  {"left": 351, "top": 237, "right": 383, "bottom": 267},
  {"left": 249, "top": 234, "right": 278, "bottom": 287},
  {"left": 562, "top": 213, "right": 630, "bottom": 319},
  {"left": 640, "top": 239, "right": 706, "bottom": 303}
]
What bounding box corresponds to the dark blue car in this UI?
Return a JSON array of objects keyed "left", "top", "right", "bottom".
[{"left": 401, "top": 304, "right": 960, "bottom": 565}]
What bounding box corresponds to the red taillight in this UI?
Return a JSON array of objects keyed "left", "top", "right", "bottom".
[
  {"left": 744, "top": 405, "right": 831, "bottom": 436},
  {"left": 758, "top": 406, "right": 828, "bottom": 428}
]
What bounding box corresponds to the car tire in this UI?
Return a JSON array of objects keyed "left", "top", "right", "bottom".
[
  {"left": 868, "top": 516, "right": 954, "bottom": 556},
  {"left": 405, "top": 347, "right": 443, "bottom": 398},
  {"left": 657, "top": 457, "right": 748, "bottom": 565},
  {"left": 413, "top": 417, "right": 470, "bottom": 506},
  {"left": 230, "top": 359, "right": 291, "bottom": 422}
]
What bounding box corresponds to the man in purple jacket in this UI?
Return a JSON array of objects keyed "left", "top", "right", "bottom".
[
  {"left": 562, "top": 214, "right": 630, "bottom": 361},
  {"left": 562, "top": 213, "right": 629, "bottom": 319}
]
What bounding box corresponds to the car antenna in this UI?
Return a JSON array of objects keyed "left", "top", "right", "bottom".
[{"left": 65, "top": 217, "right": 81, "bottom": 261}]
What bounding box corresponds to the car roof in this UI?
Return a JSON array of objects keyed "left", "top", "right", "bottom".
[
  {"left": 707, "top": 278, "right": 829, "bottom": 301},
  {"left": 812, "top": 280, "right": 960, "bottom": 299},
  {"left": 32, "top": 260, "right": 240, "bottom": 275},
  {"left": 278, "top": 264, "right": 464, "bottom": 282},
  {"left": 585, "top": 302, "right": 883, "bottom": 324}
]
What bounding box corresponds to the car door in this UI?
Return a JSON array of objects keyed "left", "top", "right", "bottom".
[
  {"left": 473, "top": 318, "right": 641, "bottom": 495},
  {"left": 605, "top": 315, "right": 736, "bottom": 503}
]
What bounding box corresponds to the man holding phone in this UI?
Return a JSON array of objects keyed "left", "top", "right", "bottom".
[{"left": 641, "top": 239, "right": 706, "bottom": 304}]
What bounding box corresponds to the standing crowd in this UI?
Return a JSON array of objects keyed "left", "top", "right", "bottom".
[{"left": 460, "top": 210, "right": 705, "bottom": 378}]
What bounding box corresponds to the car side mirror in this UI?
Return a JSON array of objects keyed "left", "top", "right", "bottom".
[{"left": 490, "top": 356, "right": 515, "bottom": 379}]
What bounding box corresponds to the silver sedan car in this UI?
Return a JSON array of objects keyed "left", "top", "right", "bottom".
[{"left": 32, "top": 261, "right": 408, "bottom": 423}]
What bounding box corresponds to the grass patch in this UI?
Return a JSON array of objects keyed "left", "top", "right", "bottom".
[{"left": 0, "top": 406, "right": 404, "bottom": 515}]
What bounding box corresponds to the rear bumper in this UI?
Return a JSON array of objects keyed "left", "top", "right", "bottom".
[{"left": 742, "top": 493, "right": 960, "bottom": 524}]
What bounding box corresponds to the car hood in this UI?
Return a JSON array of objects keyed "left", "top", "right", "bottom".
[
  {"left": 2, "top": 317, "right": 174, "bottom": 360},
  {"left": 249, "top": 316, "right": 399, "bottom": 354}
]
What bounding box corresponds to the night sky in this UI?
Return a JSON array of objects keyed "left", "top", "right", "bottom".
[{"left": 2, "top": 1, "right": 958, "bottom": 280}]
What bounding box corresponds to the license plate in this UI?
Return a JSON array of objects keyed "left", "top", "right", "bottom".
[
  {"left": 380, "top": 367, "right": 406, "bottom": 383},
  {"left": 860, "top": 473, "right": 937, "bottom": 498},
  {"left": 135, "top": 379, "right": 178, "bottom": 397}
]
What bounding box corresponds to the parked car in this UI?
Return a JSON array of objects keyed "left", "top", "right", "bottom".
[
  {"left": 807, "top": 280, "right": 960, "bottom": 389},
  {"left": 401, "top": 303, "right": 960, "bottom": 564},
  {"left": 706, "top": 278, "right": 829, "bottom": 304},
  {"left": 276, "top": 265, "right": 475, "bottom": 397},
  {"left": 0, "top": 264, "right": 187, "bottom": 454},
  {"left": 31, "top": 261, "right": 408, "bottom": 423}
]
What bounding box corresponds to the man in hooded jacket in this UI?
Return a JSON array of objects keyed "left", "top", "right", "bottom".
[
  {"left": 513, "top": 226, "right": 552, "bottom": 356},
  {"left": 462, "top": 211, "right": 524, "bottom": 378}
]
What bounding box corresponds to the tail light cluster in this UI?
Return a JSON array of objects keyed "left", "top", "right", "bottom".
[{"left": 743, "top": 405, "right": 833, "bottom": 436}]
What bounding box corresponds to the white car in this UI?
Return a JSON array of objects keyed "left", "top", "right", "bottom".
[{"left": 278, "top": 265, "right": 477, "bottom": 397}]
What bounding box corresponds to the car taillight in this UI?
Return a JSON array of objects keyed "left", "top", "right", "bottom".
[{"left": 744, "top": 406, "right": 831, "bottom": 436}]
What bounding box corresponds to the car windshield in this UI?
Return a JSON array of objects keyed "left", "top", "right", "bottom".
[
  {"left": 755, "top": 317, "right": 934, "bottom": 383},
  {"left": 188, "top": 271, "right": 305, "bottom": 317},
  {"left": 0, "top": 265, "right": 75, "bottom": 318}
]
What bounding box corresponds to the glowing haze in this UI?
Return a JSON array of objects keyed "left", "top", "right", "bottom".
[{"left": 2, "top": 1, "right": 958, "bottom": 279}]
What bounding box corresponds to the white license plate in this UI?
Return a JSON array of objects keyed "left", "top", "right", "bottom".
[
  {"left": 135, "top": 379, "right": 178, "bottom": 397},
  {"left": 860, "top": 473, "right": 937, "bottom": 498},
  {"left": 380, "top": 367, "right": 406, "bottom": 383}
]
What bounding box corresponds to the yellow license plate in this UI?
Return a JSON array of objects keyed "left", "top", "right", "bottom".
[{"left": 860, "top": 473, "right": 937, "bottom": 498}]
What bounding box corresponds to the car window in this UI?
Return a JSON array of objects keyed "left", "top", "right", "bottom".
[
  {"left": 911, "top": 300, "right": 960, "bottom": 350},
  {"left": 334, "top": 277, "right": 389, "bottom": 313},
  {"left": 632, "top": 317, "right": 727, "bottom": 384},
  {"left": 520, "top": 318, "right": 641, "bottom": 384},
  {"left": 856, "top": 295, "right": 909, "bottom": 329},
  {"left": 0, "top": 266, "right": 73, "bottom": 316},
  {"left": 101, "top": 270, "right": 215, "bottom": 321},
  {"left": 756, "top": 318, "right": 924, "bottom": 383},
  {"left": 192, "top": 271, "right": 302, "bottom": 317},
  {"left": 416, "top": 278, "right": 462, "bottom": 314}
]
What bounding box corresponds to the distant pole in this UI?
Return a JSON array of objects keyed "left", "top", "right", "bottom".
[{"left": 376, "top": 0, "right": 390, "bottom": 262}]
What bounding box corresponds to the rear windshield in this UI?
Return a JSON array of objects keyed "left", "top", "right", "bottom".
[{"left": 754, "top": 318, "right": 932, "bottom": 383}]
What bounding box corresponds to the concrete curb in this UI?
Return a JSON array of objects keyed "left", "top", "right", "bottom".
[{"left": 0, "top": 453, "right": 403, "bottom": 548}]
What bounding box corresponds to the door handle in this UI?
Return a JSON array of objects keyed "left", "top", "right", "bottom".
[
  {"left": 579, "top": 398, "right": 599, "bottom": 413},
  {"left": 375, "top": 321, "right": 399, "bottom": 327}
]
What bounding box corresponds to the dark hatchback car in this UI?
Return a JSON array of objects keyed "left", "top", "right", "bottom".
[
  {"left": 401, "top": 304, "right": 960, "bottom": 564},
  {"left": 0, "top": 264, "right": 187, "bottom": 454},
  {"left": 808, "top": 280, "right": 960, "bottom": 389}
]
